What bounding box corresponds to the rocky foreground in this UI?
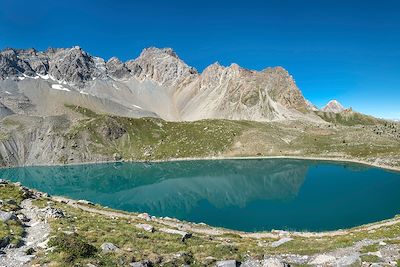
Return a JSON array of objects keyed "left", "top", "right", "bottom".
[{"left": 1, "top": 180, "right": 400, "bottom": 266}]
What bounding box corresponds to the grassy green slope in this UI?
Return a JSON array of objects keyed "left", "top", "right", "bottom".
[{"left": 62, "top": 105, "right": 400, "bottom": 168}]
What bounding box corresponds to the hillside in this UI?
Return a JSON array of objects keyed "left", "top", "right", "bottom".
[{"left": 0, "top": 105, "right": 398, "bottom": 169}]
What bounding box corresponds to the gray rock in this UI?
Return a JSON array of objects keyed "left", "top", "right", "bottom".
[
  {"left": 138, "top": 213, "right": 151, "bottom": 221},
  {"left": 309, "top": 254, "right": 336, "bottom": 265},
  {"left": 334, "top": 254, "right": 360, "bottom": 266},
  {"left": 262, "top": 258, "right": 287, "bottom": 267},
  {"left": 159, "top": 228, "right": 192, "bottom": 241},
  {"left": 135, "top": 223, "right": 154, "bottom": 233},
  {"left": 129, "top": 260, "right": 152, "bottom": 267},
  {"left": 48, "top": 46, "right": 101, "bottom": 86},
  {"left": 77, "top": 199, "right": 94, "bottom": 205},
  {"left": 241, "top": 260, "right": 260, "bottom": 267},
  {"left": 0, "top": 211, "right": 17, "bottom": 222},
  {"left": 41, "top": 206, "right": 65, "bottom": 218},
  {"left": 216, "top": 260, "right": 239, "bottom": 267},
  {"left": 100, "top": 242, "right": 119, "bottom": 253},
  {"left": 270, "top": 237, "right": 293, "bottom": 248}
]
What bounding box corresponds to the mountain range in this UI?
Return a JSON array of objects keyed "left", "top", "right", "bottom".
[{"left": 0, "top": 46, "right": 345, "bottom": 122}]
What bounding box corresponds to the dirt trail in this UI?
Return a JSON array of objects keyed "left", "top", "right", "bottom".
[{"left": 0, "top": 199, "right": 51, "bottom": 267}]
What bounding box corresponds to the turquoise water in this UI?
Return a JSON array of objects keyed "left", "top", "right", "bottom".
[{"left": 1, "top": 159, "right": 399, "bottom": 232}]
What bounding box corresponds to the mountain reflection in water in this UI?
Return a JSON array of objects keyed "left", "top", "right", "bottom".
[{"left": 1, "top": 159, "right": 399, "bottom": 232}]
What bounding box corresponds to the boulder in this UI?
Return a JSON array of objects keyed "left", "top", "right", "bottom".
[
  {"left": 216, "top": 260, "right": 239, "bottom": 267},
  {"left": 135, "top": 223, "right": 154, "bottom": 233},
  {"left": 100, "top": 242, "right": 119, "bottom": 253},
  {"left": 138, "top": 213, "right": 151, "bottom": 221},
  {"left": 77, "top": 200, "right": 94, "bottom": 205},
  {"left": 0, "top": 210, "right": 18, "bottom": 222},
  {"left": 159, "top": 228, "right": 192, "bottom": 241}
]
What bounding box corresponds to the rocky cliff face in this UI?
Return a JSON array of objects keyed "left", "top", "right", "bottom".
[{"left": 0, "top": 46, "right": 321, "bottom": 122}]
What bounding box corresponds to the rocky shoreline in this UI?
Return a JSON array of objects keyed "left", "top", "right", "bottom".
[{"left": 1, "top": 180, "right": 400, "bottom": 266}]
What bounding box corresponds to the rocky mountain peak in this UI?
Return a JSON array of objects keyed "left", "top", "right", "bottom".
[
  {"left": 139, "top": 47, "right": 179, "bottom": 59},
  {"left": 131, "top": 47, "right": 198, "bottom": 86},
  {"left": 322, "top": 100, "right": 345, "bottom": 113}
]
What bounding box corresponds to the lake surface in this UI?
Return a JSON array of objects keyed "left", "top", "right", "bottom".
[{"left": 1, "top": 159, "right": 399, "bottom": 232}]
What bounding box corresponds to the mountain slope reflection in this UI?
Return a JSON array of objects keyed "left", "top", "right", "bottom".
[
  {"left": 2, "top": 159, "right": 400, "bottom": 232},
  {"left": 0, "top": 160, "right": 307, "bottom": 216}
]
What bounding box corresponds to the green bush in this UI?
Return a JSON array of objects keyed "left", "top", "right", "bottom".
[{"left": 48, "top": 233, "right": 97, "bottom": 261}]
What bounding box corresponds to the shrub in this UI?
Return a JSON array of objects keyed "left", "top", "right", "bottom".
[{"left": 48, "top": 233, "right": 97, "bottom": 261}]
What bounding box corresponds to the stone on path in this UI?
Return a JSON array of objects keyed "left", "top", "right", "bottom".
[{"left": 270, "top": 237, "right": 293, "bottom": 248}]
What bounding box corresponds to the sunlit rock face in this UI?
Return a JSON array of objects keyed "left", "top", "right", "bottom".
[{"left": 0, "top": 46, "right": 322, "bottom": 122}]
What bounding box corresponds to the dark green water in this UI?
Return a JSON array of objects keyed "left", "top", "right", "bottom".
[{"left": 1, "top": 159, "right": 399, "bottom": 232}]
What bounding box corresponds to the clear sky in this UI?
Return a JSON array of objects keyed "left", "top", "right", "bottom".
[{"left": 1, "top": 0, "right": 399, "bottom": 119}]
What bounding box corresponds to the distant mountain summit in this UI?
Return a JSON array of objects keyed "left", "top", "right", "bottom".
[
  {"left": 322, "top": 100, "right": 345, "bottom": 113},
  {"left": 0, "top": 46, "right": 325, "bottom": 122}
]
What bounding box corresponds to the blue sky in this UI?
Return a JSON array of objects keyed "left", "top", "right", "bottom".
[{"left": 0, "top": 0, "right": 399, "bottom": 119}]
